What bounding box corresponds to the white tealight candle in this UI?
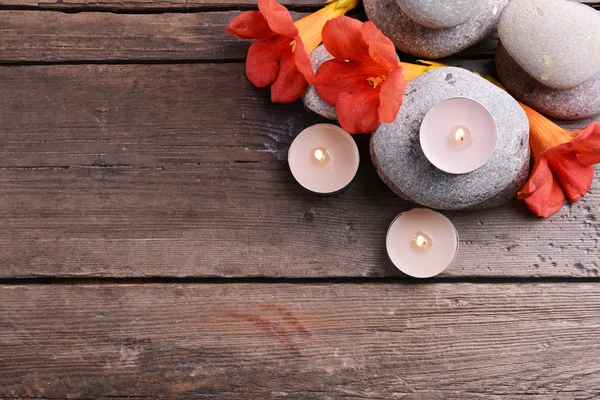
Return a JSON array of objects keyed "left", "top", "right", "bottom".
[
  {"left": 288, "top": 124, "right": 360, "bottom": 195},
  {"left": 420, "top": 97, "right": 497, "bottom": 174},
  {"left": 386, "top": 208, "right": 459, "bottom": 278}
]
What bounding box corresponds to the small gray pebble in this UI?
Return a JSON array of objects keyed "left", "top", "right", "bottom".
[
  {"left": 371, "top": 67, "right": 530, "bottom": 210},
  {"left": 496, "top": 42, "right": 600, "bottom": 121},
  {"left": 498, "top": 0, "right": 600, "bottom": 90},
  {"left": 364, "top": 0, "right": 507, "bottom": 59},
  {"left": 302, "top": 45, "right": 337, "bottom": 121},
  {"left": 396, "top": 0, "right": 482, "bottom": 29}
]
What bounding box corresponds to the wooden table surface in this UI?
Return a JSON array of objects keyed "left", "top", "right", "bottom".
[{"left": 1, "top": 1, "right": 600, "bottom": 398}]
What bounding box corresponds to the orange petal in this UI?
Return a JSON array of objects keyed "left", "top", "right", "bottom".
[
  {"left": 293, "top": 37, "right": 315, "bottom": 84},
  {"left": 314, "top": 59, "right": 373, "bottom": 106},
  {"left": 245, "top": 35, "right": 288, "bottom": 88},
  {"left": 377, "top": 66, "right": 405, "bottom": 124},
  {"left": 336, "top": 89, "right": 381, "bottom": 134},
  {"left": 547, "top": 152, "right": 594, "bottom": 203},
  {"left": 549, "top": 122, "right": 600, "bottom": 166},
  {"left": 294, "top": 2, "right": 349, "bottom": 54},
  {"left": 321, "top": 16, "right": 371, "bottom": 64},
  {"left": 226, "top": 11, "right": 275, "bottom": 40},
  {"left": 518, "top": 158, "right": 566, "bottom": 218},
  {"left": 258, "top": 0, "right": 298, "bottom": 38},
  {"left": 518, "top": 158, "right": 550, "bottom": 199},
  {"left": 270, "top": 48, "right": 309, "bottom": 103},
  {"left": 400, "top": 60, "right": 446, "bottom": 82},
  {"left": 361, "top": 21, "right": 399, "bottom": 72}
]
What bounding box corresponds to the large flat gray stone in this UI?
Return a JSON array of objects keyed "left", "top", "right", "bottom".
[
  {"left": 371, "top": 67, "right": 530, "bottom": 210},
  {"left": 498, "top": 0, "right": 600, "bottom": 90},
  {"left": 364, "top": 0, "right": 507, "bottom": 59},
  {"left": 496, "top": 42, "right": 600, "bottom": 121}
]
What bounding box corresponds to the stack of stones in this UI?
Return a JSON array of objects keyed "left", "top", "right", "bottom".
[
  {"left": 301, "top": 0, "right": 599, "bottom": 210},
  {"left": 363, "top": 0, "right": 509, "bottom": 58},
  {"left": 496, "top": 0, "right": 600, "bottom": 120}
]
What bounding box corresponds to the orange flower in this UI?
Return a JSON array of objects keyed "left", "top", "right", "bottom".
[
  {"left": 226, "top": 0, "right": 358, "bottom": 104},
  {"left": 312, "top": 17, "right": 406, "bottom": 134},
  {"left": 517, "top": 105, "right": 600, "bottom": 217},
  {"left": 477, "top": 74, "right": 600, "bottom": 217}
]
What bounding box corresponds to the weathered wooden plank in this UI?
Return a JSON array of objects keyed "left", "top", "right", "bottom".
[
  {"left": 0, "top": 63, "right": 598, "bottom": 279},
  {"left": 1, "top": 164, "right": 598, "bottom": 278},
  {"left": 0, "top": 10, "right": 270, "bottom": 62},
  {"left": 0, "top": 10, "right": 494, "bottom": 62},
  {"left": 1, "top": 7, "right": 597, "bottom": 63},
  {"left": 1, "top": 283, "right": 600, "bottom": 398},
  {"left": 0, "top": 0, "right": 597, "bottom": 10}
]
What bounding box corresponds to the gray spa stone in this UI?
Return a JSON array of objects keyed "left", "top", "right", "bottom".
[
  {"left": 496, "top": 42, "right": 600, "bottom": 121},
  {"left": 498, "top": 0, "right": 600, "bottom": 90},
  {"left": 370, "top": 67, "right": 530, "bottom": 210},
  {"left": 396, "top": 0, "right": 482, "bottom": 29},
  {"left": 364, "top": 0, "right": 508, "bottom": 59},
  {"left": 302, "top": 45, "right": 337, "bottom": 121}
]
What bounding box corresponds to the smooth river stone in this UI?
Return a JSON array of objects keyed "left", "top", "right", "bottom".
[
  {"left": 364, "top": 0, "right": 508, "bottom": 59},
  {"left": 396, "top": 0, "right": 482, "bottom": 29},
  {"left": 498, "top": 0, "right": 600, "bottom": 90},
  {"left": 371, "top": 67, "right": 530, "bottom": 210},
  {"left": 496, "top": 42, "right": 600, "bottom": 121},
  {"left": 302, "top": 45, "right": 337, "bottom": 121}
]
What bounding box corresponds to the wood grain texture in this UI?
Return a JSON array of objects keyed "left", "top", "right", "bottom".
[
  {"left": 0, "top": 10, "right": 253, "bottom": 63},
  {"left": 0, "top": 63, "right": 599, "bottom": 279},
  {"left": 1, "top": 283, "right": 600, "bottom": 398},
  {"left": 0, "top": 0, "right": 598, "bottom": 10},
  {"left": 2, "top": 8, "right": 598, "bottom": 63},
  {"left": 0, "top": 10, "right": 493, "bottom": 62}
]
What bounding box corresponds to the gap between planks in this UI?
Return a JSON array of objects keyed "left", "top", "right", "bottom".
[{"left": 1, "top": 276, "right": 600, "bottom": 285}]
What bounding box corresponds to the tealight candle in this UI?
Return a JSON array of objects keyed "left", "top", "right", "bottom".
[
  {"left": 386, "top": 208, "right": 459, "bottom": 278},
  {"left": 288, "top": 124, "right": 360, "bottom": 195},
  {"left": 420, "top": 97, "right": 497, "bottom": 174}
]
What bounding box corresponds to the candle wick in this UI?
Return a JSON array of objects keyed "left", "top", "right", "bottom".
[
  {"left": 455, "top": 128, "right": 465, "bottom": 142},
  {"left": 314, "top": 149, "right": 324, "bottom": 161}
]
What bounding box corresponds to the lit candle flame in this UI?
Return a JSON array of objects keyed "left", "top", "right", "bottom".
[
  {"left": 415, "top": 235, "right": 427, "bottom": 247},
  {"left": 314, "top": 148, "right": 325, "bottom": 161},
  {"left": 455, "top": 128, "right": 465, "bottom": 142}
]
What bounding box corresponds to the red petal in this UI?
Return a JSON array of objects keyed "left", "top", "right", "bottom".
[
  {"left": 246, "top": 35, "right": 289, "bottom": 88},
  {"left": 518, "top": 158, "right": 550, "bottom": 199},
  {"left": 226, "top": 11, "right": 275, "bottom": 40},
  {"left": 336, "top": 87, "right": 381, "bottom": 134},
  {"left": 547, "top": 152, "right": 594, "bottom": 203},
  {"left": 378, "top": 66, "right": 405, "bottom": 124},
  {"left": 270, "top": 46, "right": 309, "bottom": 103},
  {"left": 314, "top": 59, "right": 373, "bottom": 106},
  {"left": 544, "top": 122, "right": 600, "bottom": 166},
  {"left": 361, "top": 21, "right": 399, "bottom": 72},
  {"left": 518, "top": 158, "right": 566, "bottom": 218},
  {"left": 258, "top": 0, "right": 298, "bottom": 38},
  {"left": 293, "top": 38, "right": 315, "bottom": 85},
  {"left": 572, "top": 122, "right": 600, "bottom": 165},
  {"left": 321, "top": 16, "right": 371, "bottom": 64}
]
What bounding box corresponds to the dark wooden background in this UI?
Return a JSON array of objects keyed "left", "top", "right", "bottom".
[{"left": 1, "top": 1, "right": 599, "bottom": 398}]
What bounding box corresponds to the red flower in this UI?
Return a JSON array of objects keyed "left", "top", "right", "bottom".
[
  {"left": 517, "top": 104, "right": 600, "bottom": 217},
  {"left": 226, "top": 0, "right": 357, "bottom": 104},
  {"left": 312, "top": 17, "right": 406, "bottom": 134}
]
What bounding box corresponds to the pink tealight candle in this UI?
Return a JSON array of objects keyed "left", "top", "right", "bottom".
[
  {"left": 386, "top": 208, "right": 459, "bottom": 278},
  {"left": 420, "top": 97, "right": 497, "bottom": 174},
  {"left": 288, "top": 124, "right": 360, "bottom": 195}
]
